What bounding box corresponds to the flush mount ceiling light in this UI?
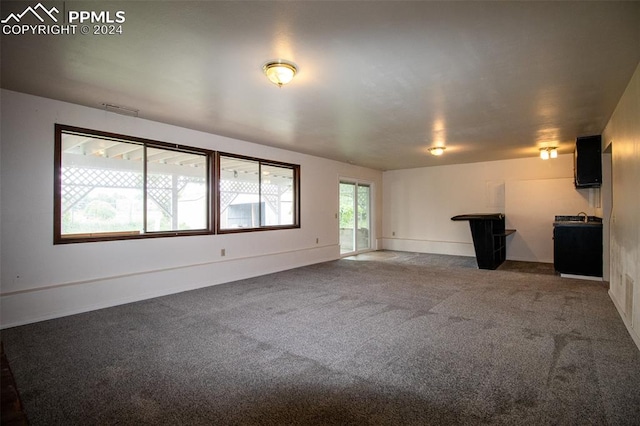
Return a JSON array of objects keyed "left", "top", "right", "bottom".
[
  {"left": 262, "top": 60, "right": 297, "bottom": 87},
  {"left": 540, "top": 148, "right": 550, "bottom": 160},
  {"left": 539, "top": 147, "right": 558, "bottom": 160},
  {"left": 428, "top": 146, "right": 446, "bottom": 156}
]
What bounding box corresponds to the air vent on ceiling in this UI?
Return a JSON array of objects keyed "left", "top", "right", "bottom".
[{"left": 102, "top": 103, "right": 139, "bottom": 117}]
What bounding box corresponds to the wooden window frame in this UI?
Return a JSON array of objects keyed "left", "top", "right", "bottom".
[
  {"left": 54, "top": 124, "right": 214, "bottom": 244},
  {"left": 216, "top": 152, "right": 301, "bottom": 234},
  {"left": 54, "top": 125, "right": 301, "bottom": 244}
]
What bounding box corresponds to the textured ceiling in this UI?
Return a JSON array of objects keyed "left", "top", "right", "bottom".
[{"left": 2, "top": 1, "right": 639, "bottom": 170}]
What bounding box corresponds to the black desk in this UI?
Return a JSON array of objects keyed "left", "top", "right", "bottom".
[{"left": 451, "top": 213, "right": 516, "bottom": 270}]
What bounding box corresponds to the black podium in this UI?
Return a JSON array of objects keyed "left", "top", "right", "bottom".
[{"left": 451, "top": 213, "right": 515, "bottom": 270}]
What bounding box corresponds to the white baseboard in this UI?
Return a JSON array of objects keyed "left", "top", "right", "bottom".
[
  {"left": 560, "top": 273, "right": 603, "bottom": 281},
  {"left": 0, "top": 245, "right": 338, "bottom": 329},
  {"left": 381, "top": 238, "right": 475, "bottom": 257}
]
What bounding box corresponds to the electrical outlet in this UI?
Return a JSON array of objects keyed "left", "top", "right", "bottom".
[
  {"left": 316, "top": 238, "right": 319, "bottom": 244},
  {"left": 221, "top": 248, "right": 226, "bottom": 257},
  {"left": 392, "top": 231, "right": 396, "bottom": 236}
]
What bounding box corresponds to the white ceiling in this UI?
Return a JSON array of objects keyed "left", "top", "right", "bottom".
[{"left": 2, "top": 1, "right": 639, "bottom": 170}]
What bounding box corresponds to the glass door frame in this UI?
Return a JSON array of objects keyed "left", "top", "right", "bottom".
[{"left": 339, "top": 177, "right": 374, "bottom": 257}]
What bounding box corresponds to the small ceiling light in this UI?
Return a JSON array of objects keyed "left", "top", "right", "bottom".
[
  {"left": 263, "top": 60, "right": 297, "bottom": 87},
  {"left": 539, "top": 147, "right": 558, "bottom": 160},
  {"left": 428, "top": 146, "right": 446, "bottom": 156},
  {"left": 540, "top": 148, "right": 550, "bottom": 160}
]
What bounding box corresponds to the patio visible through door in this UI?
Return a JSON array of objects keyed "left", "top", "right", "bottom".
[{"left": 339, "top": 180, "right": 371, "bottom": 255}]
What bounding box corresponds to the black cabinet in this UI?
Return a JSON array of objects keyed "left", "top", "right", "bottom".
[
  {"left": 553, "top": 223, "right": 602, "bottom": 277},
  {"left": 574, "top": 135, "right": 602, "bottom": 188},
  {"left": 451, "top": 213, "right": 515, "bottom": 270}
]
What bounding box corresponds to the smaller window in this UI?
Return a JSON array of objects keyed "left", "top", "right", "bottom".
[{"left": 218, "top": 153, "right": 300, "bottom": 232}]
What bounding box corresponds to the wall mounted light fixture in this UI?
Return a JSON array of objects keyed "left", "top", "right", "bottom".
[
  {"left": 428, "top": 146, "right": 446, "bottom": 156},
  {"left": 540, "top": 147, "right": 558, "bottom": 160},
  {"left": 263, "top": 60, "right": 297, "bottom": 87}
]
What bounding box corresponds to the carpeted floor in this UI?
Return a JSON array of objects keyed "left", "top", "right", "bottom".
[{"left": 2, "top": 251, "right": 639, "bottom": 425}]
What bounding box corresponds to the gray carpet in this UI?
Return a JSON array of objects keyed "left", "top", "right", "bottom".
[{"left": 2, "top": 251, "right": 639, "bottom": 425}]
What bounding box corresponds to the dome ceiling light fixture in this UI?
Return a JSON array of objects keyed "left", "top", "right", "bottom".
[
  {"left": 262, "top": 60, "right": 297, "bottom": 87},
  {"left": 428, "top": 146, "right": 446, "bottom": 156}
]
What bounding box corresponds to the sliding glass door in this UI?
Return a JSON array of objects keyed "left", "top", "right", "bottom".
[{"left": 339, "top": 180, "right": 371, "bottom": 255}]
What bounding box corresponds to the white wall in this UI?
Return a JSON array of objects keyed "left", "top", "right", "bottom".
[
  {"left": 382, "top": 155, "right": 597, "bottom": 263},
  {"left": 0, "top": 90, "right": 382, "bottom": 328},
  {"left": 602, "top": 62, "right": 640, "bottom": 349}
]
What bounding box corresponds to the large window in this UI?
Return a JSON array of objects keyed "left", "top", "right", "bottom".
[
  {"left": 218, "top": 154, "right": 299, "bottom": 232},
  {"left": 55, "top": 125, "right": 211, "bottom": 243},
  {"left": 54, "top": 125, "right": 300, "bottom": 243}
]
